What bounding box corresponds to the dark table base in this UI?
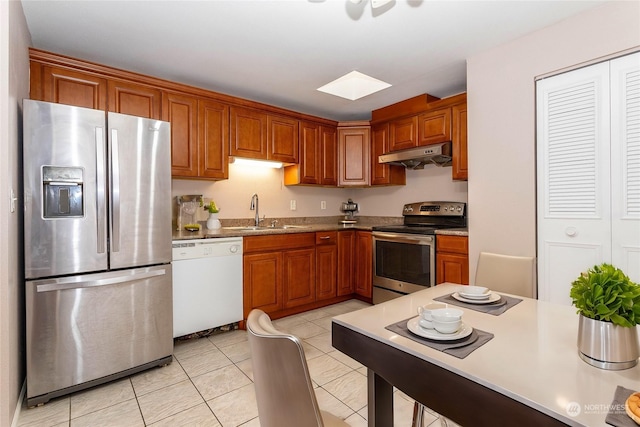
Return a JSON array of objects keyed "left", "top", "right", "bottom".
[{"left": 332, "top": 322, "right": 569, "bottom": 427}]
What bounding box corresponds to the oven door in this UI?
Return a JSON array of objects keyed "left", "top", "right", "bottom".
[{"left": 372, "top": 232, "right": 435, "bottom": 303}]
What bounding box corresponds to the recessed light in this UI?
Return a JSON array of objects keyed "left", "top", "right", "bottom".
[{"left": 317, "top": 71, "right": 391, "bottom": 101}]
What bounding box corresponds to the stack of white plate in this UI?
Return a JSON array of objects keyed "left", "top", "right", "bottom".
[{"left": 453, "top": 286, "right": 501, "bottom": 304}]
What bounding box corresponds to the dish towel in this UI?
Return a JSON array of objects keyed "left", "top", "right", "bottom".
[
  {"left": 434, "top": 293, "right": 522, "bottom": 316},
  {"left": 606, "top": 385, "right": 639, "bottom": 427},
  {"left": 385, "top": 316, "right": 494, "bottom": 359}
]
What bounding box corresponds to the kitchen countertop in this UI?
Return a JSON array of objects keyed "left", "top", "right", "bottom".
[{"left": 172, "top": 216, "right": 468, "bottom": 240}]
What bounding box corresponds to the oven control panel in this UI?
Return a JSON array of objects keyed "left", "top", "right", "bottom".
[{"left": 403, "top": 201, "right": 466, "bottom": 217}]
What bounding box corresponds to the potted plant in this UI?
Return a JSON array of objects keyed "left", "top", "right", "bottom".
[
  {"left": 203, "top": 201, "right": 221, "bottom": 230},
  {"left": 570, "top": 263, "right": 640, "bottom": 370}
]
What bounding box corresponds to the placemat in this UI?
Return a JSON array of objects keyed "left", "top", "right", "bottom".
[
  {"left": 606, "top": 385, "right": 639, "bottom": 427},
  {"left": 434, "top": 293, "right": 522, "bottom": 316},
  {"left": 386, "top": 316, "right": 494, "bottom": 359}
]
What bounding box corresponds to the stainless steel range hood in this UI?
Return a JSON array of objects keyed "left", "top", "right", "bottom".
[{"left": 378, "top": 142, "right": 452, "bottom": 169}]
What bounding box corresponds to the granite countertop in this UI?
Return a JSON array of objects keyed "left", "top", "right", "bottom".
[
  {"left": 171, "top": 216, "right": 404, "bottom": 241},
  {"left": 172, "top": 216, "right": 469, "bottom": 241}
]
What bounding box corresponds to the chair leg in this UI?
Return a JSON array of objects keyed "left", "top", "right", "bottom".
[{"left": 412, "top": 402, "right": 425, "bottom": 427}]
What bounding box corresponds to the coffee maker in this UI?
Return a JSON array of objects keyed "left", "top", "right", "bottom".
[{"left": 340, "top": 198, "right": 359, "bottom": 225}]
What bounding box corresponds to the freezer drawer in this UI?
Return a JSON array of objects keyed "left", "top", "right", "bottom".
[{"left": 26, "top": 265, "right": 173, "bottom": 405}]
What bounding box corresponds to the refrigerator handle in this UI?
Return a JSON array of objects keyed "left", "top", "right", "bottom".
[
  {"left": 96, "top": 127, "right": 106, "bottom": 254},
  {"left": 35, "top": 268, "right": 167, "bottom": 292},
  {"left": 111, "top": 129, "right": 121, "bottom": 252}
]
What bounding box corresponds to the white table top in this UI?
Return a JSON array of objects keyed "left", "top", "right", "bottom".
[{"left": 332, "top": 284, "right": 640, "bottom": 426}]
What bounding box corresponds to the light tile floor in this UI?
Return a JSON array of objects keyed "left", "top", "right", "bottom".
[{"left": 17, "top": 299, "right": 458, "bottom": 427}]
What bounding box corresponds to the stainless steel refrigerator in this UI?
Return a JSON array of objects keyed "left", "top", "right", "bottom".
[{"left": 23, "top": 99, "right": 173, "bottom": 406}]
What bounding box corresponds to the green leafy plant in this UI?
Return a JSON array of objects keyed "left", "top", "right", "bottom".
[
  {"left": 203, "top": 201, "right": 219, "bottom": 214},
  {"left": 570, "top": 263, "right": 640, "bottom": 327}
]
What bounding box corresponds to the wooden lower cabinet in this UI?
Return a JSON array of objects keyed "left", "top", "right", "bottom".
[
  {"left": 243, "top": 251, "right": 283, "bottom": 315},
  {"left": 337, "top": 230, "right": 355, "bottom": 296},
  {"left": 354, "top": 231, "right": 373, "bottom": 299},
  {"left": 283, "top": 248, "right": 316, "bottom": 309},
  {"left": 316, "top": 232, "right": 338, "bottom": 300},
  {"left": 243, "top": 232, "right": 349, "bottom": 321},
  {"left": 436, "top": 235, "right": 469, "bottom": 285}
]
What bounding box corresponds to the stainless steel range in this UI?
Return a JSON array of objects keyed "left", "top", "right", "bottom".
[{"left": 372, "top": 201, "right": 467, "bottom": 303}]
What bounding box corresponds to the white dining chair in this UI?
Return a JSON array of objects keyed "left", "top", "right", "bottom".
[
  {"left": 474, "top": 251, "right": 536, "bottom": 298},
  {"left": 246, "top": 309, "right": 349, "bottom": 427}
]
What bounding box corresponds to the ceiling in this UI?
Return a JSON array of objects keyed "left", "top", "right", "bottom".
[{"left": 21, "top": 0, "right": 606, "bottom": 122}]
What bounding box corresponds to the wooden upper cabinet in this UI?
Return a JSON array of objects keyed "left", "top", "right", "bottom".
[
  {"left": 338, "top": 123, "right": 370, "bottom": 187},
  {"left": 452, "top": 102, "right": 468, "bottom": 181},
  {"left": 320, "top": 126, "right": 338, "bottom": 186},
  {"left": 163, "top": 92, "right": 198, "bottom": 177},
  {"left": 33, "top": 64, "right": 107, "bottom": 110},
  {"left": 198, "top": 99, "right": 229, "bottom": 179},
  {"left": 230, "top": 106, "right": 298, "bottom": 163},
  {"left": 108, "top": 80, "right": 162, "bottom": 119},
  {"left": 268, "top": 115, "right": 298, "bottom": 163},
  {"left": 164, "top": 93, "right": 229, "bottom": 180},
  {"left": 418, "top": 108, "right": 451, "bottom": 146},
  {"left": 230, "top": 106, "right": 268, "bottom": 159},
  {"left": 389, "top": 115, "right": 418, "bottom": 152},
  {"left": 371, "top": 123, "right": 405, "bottom": 186},
  {"left": 284, "top": 121, "right": 318, "bottom": 185}
]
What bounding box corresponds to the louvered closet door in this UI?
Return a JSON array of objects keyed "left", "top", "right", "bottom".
[
  {"left": 536, "top": 62, "right": 611, "bottom": 305},
  {"left": 611, "top": 53, "right": 640, "bottom": 281}
]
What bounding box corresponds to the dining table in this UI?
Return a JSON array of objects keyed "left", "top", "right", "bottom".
[{"left": 331, "top": 283, "right": 640, "bottom": 427}]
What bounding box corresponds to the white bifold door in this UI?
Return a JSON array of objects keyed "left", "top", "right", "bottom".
[{"left": 536, "top": 52, "right": 640, "bottom": 305}]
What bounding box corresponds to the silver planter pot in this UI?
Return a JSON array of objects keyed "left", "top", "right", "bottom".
[{"left": 577, "top": 314, "right": 640, "bottom": 370}]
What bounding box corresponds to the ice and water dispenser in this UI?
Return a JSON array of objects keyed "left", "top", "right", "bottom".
[{"left": 42, "top": 166, "right": 84, "bottom": 218}]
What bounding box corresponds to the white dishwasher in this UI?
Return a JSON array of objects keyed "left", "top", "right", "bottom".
[{"left": 172, "top": 237, "right": 243, "bottom": 338}]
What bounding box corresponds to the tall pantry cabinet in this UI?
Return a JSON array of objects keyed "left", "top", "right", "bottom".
[{"left": 536, "top": 52, "right": 640, "bottom": 305}]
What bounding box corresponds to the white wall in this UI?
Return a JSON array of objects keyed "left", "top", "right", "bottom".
[
  {"left": 172, "top": 163, "right": 467, "bottom": 222},
  {"left": 467, "top": 1, "right": 640, "bottom": 287},
  {"left": 0, "top": 0, "right": 31, "bottom": 425}
]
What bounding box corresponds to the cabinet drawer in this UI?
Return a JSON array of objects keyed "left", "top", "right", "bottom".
[
  {"left": 316, "top": 231, "right": 337, "bottom": 245},
  {"left": 436, "top": 235, "right": 468, "bottom": 254},
  {"left": 244, "top": 232, "right": 315, "bottom": 253}
]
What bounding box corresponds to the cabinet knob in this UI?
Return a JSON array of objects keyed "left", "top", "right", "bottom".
[{"left": 565, "top": 227, "right": 578, "bottom": 237}]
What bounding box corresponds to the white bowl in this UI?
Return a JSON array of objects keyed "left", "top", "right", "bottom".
[
  {"left": 433, "top": 318, "right": 462, "bottom": 334},
  {"left": 460, "top": 286, "right": 489, "bottom": 295},
  {"left": 431, "top": 308, "right": 463, "bottom": 322}
]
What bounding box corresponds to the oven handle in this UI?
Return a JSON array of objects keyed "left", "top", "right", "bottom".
[{"left": 372, "top": 232, "right": 434, "bottom": 245}]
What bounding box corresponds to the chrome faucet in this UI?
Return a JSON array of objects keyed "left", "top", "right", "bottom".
[{"left": 250, "top": 193, "right": 260, "bottom": 226}]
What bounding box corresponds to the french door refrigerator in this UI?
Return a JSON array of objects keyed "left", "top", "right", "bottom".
[{"left": 23, "top": 99, "right": 173, "bottom": 406}]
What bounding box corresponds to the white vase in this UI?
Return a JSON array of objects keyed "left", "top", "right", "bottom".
[{"left": 206, "top": 213, "right": 221, "bottom": 230}]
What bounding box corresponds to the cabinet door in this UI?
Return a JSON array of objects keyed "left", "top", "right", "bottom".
[
  {"left": 355, "top": 231, "right": 373, "bottom": 298},
  {"left": 337, "top": 231, "right": 355, "bottom": 295},
  {"left": 371, "top": 123, "right": 406, "bottom": 186},
  {"left": 243, "top": 252, "right": 283, "bottom": 317},
  {"left": 389, "top": 115, "right": 418, "bottom": 152},
  {"left": 418, "top": 108, "right": 451, "bottom": 146},
  {"left": 230, "top": 106, "right": 268, "bottom": 159},
  {"left": 316, "top": 244, "right": 338, "bottom": 301},
  {"left": 108, "top": 80, "right": 162, "bottom": 119},
  {"left": 269, "top": 115, "right": 299, "bottom": 163},
  {"left": 338, "top": 126, "right": 370, "bottom": 186},
  {"left": 452, "top": 103, "right": 468, "bottom": 181},
  {"left": 320, "top": 125, "right": 338, "bottom": 186},
  {"left": 38, "top": 65, "right": 107, "bottom": 110},
  {"left": 163, "top": 92, "right": 198, "bottom": 178},
  {"left": 299, "top": 121, "right": 320, "bottom": 184},
  {"left": 283, "top": 248, "right": 316, "bottom": 309},
  {"left": 198, "top": 99, "right": 229, "bottom": 179},
  {"left": 436, "top": 253, "right": 469, "bottom": 285}
]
